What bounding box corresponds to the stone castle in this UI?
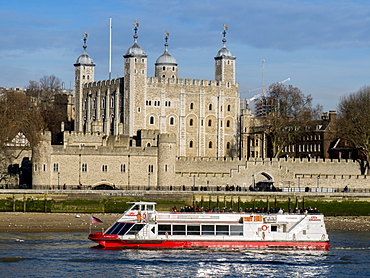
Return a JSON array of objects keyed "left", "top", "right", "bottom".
[{"left": 32, "top": 23, "right": 366, "bottom": 191}]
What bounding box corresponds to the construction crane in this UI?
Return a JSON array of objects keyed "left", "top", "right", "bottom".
[{"left": 249, "top": 78, "right": 290, "bottom": 102}]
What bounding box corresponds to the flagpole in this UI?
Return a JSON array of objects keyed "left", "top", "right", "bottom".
[{"left": 109, "top": 17, "right": 112, "bottom": 79}]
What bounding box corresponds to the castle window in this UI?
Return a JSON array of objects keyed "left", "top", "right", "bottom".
[
  {"left": 170, "top": 117, "right": 175, "bottom": 125},
  {"left": 189, "top": 141, "right": 193, "bottom": 148},
  {"left": 209, "top": 104, "right": 212, "bottom": 110},
  {"left": 190, "top": 103, "right": 194, "bottom": 110},
  {"left": 83, "top": 75, "right": 85, "bottom": 80},
  {"left": 162, "top": 75, "right": 166, "bottom": 78},
  {"left": 189, "top": 119, "right": 193, "bottom": 126},
  {"left": 209, "top": 141, "right": 213, "bottom": 148},
  {"left": 147, "top": 143, "right": 151, "bottom": 147},
  {"left": 102, "top": 165, "right": 108, "bottom": 172},
  {"left": 43, "top": 164, "right": 46, "bottom": 171},
  {"left": 121, "top": 164, "right": 126, "bottom": 172},
  {"left": 227, "top": 82, "right": 230, "bottom": 88},
  {"left": 172, "top": 67, "right": 175, "bottom": 71},
  {"left": 172, "top": 75, "right": 175, "bottom": 78},
  {"left": 135, "top": 58, "right": 137, "bottom": 62},
  {"left": 82, "top": 163, "right": 88, "bottom": 172},
  {"left": 53, "top": 163, "right": 59, "bottom": 172},
  {"left": 208, "top": 119, "right": 212, "bottom": 127},
  {"left": 148, "top": 165, "right": 154, "bottom": 173},
  {"left": 227, "top": 105, "right": 231, "bottom": 111},
  {"left": 110, "top": 97, "right": 114, "bottom": 108},
  {"left": 138, "top": 107, "right": 141, "bottom": 112},
  {"left": 163, "top": 66, "right": 166, "bottom": 71},
  {"left": 226, "top": 142, "right": 230, "bottom": 149},
  {"left": 226, "top": 120, "right": 230, "bottom": 127},
  {"left": 142, "top": 58, "right": 145, "bottom": 63},
  {"left": 102, "top": 97, "right": 106, "bottom": 109},
  {"left": 150, "top": 116, "right": 154, "bottom": 125}
]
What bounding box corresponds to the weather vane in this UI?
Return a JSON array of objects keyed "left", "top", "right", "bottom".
[
  {"left": 82, "top": 31, "right": 88, "bottom": 50},
  {"left": 164, "top": 31, "right": 170, "bottom": 44}
]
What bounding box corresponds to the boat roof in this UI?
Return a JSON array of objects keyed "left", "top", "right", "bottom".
[{"left": 127, "top": 201, "right": 157, "bottom": 205}]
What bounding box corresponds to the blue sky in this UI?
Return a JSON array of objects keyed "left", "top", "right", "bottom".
[{"left": 1, "top": 0, "right": 370, "bottom": 111}]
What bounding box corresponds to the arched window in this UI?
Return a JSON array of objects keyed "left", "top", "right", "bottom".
[
  {"left": 163, "top": 66, "right": 166, "bottom": 71},
  {"left": 189, "top": 141, "right": 193, "bottom": 148},
  {"left": 227, "top": 105, "right": 231, "bottom": 111},
  {"left": 208, "top": 141, "right": 213, "bottom": 148},
  {"left": 150, "top": 116, "right": 154, "bottom": 125},
  {"left": 189, "top": 119, "right": 193, "bottom": 126},
  {"left": 170, "top": 117, "right": 174, "bottom": 125},
  {"left": 226, "top": 142, "right": 231, "bottom": 149},
  {"left": 101, "top": 97, "right": 105, "bottom": 109},
  {"left": 190, "top": 103, "right": 194, "bottom": 110},
  {"left": 209, "top": 103, "right": 212, "bottom": 110},
  {"left": 226, "top": 120, "right": 230, "bottom": 127},
  {"left": 208, "top": 119, "right": 212, "bottom": 127}
]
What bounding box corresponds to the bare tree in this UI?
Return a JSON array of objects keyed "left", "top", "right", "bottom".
[
  {"left": 26, "top": 75, "right": 65, "bottom": 144},
  {"left": 0, "top": 89, "right": 44, "bottom": 185},
  {"left": 261, "top": 83, "right": 322, "bottom": 158},
  {"left": 337, "top": 86, "right": 370, "bottom": 173}
]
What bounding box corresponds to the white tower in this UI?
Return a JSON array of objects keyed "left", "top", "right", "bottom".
[{"left": 74, "top": 32, "right": 95, "bottom": 132}]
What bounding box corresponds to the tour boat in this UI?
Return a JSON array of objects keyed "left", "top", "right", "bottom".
[{"left": 88, "top": 202, "right": 330, "bottom": 250}]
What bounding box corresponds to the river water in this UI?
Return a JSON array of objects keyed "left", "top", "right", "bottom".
[{"left": 0, "top": 231, "right": 368, "bottom": 277}]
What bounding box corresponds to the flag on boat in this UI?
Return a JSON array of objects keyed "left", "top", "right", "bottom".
[{"left": 91, "top": 216, "right": 103, "bottom": 223}]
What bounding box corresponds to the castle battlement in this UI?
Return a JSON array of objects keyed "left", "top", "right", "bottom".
[
  {"left": 146, "top": 77, "right": 237, "bottom": 89},
  {"left": 83, "top": 78, "right": 122, "bottom": 89}
]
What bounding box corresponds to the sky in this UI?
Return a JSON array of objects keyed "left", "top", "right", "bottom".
[{"left": 1, "top": 0, "right": 370, "bottom": 111}]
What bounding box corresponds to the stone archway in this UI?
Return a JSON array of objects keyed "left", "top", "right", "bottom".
[{"left": 92, "top": 181, "right": 115, "bottom": 190}]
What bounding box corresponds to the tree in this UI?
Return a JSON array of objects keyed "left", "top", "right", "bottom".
[
  {"left": 337, "top": 86, "right": 370, "bottom": 173},
  {"left": 261, "top": 83, "right": 322, "bottom": 158},
  {"left": 0, "top": 89, "right": 44, "bottom": 149},
  {"left": 26, "top": 75, "right": 65, "bottom": 144},
  {"left": 0, "top": 89, "right": 45, "bottom": 186}
]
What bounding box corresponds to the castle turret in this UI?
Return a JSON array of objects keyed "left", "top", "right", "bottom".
[
  {"left": 155, "top": 31, "right": 178, "bottom": 79},
  {"left": 123, "top": 21, "right": 148, "bottom": 136},
  {"left": 74, "top": 32, "right": 95, "bottom": 132},
  {"left": 214, "top": 24, "right": 236, "bottom": 84}
]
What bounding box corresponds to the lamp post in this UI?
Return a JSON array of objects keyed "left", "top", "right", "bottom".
[
  {"left": 58, "top": 172, "right": 60, "bottom": 190},
  {"left": 317, "top": 175, "right": 320, "bottom": 191},
  {"left": 252, "top": 174, "right": 255, "bottom": 189},
  {"left": 298, "top": 177, "right": 300, "bottom": 192},
  {"left": 193, "top": 175, "right": 195, "bottom": 191},
  {"left": 147, "top": 172, "right": 150, "bottom": 190}
]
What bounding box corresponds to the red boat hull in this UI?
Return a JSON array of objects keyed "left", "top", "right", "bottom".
[{"left": 88, "top": 232, "right": 330, "bottom": 250}]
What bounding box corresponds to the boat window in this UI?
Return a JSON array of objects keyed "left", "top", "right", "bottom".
[
  {"left": 173, "top": 225, "right": 186, "bottom": 235},
  {"left": 216, "top": 225, "right": 229, "bottom": 236},
  {"left": 127, "top": 224, "right": 145, "bottom": 235},
  {"left": 158, "top": 224, "right": 171, "bottom": 235},
  {"left": 132, "top": 205, "right": 140, "bottom": 211},
  {"left": 187, "top": 225, "right": 200, "bottom": 235},
  {"left": 105, "top": 222, "right": 121, "bottom": 234},
  {"left": 117, "top": 223, "right": 134, "bottom": 235},
  {"left": 271, "top": 225, "right": 278, "bottom": 232},
  {"left": 105, "top": 222, "right": 134, "bottom": 235},
  {"left": 201, "top": 225, "right": 215, "bottom": 235},
  {"left": 230, "top": 225, "right": 243, "bottom": 236}
]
